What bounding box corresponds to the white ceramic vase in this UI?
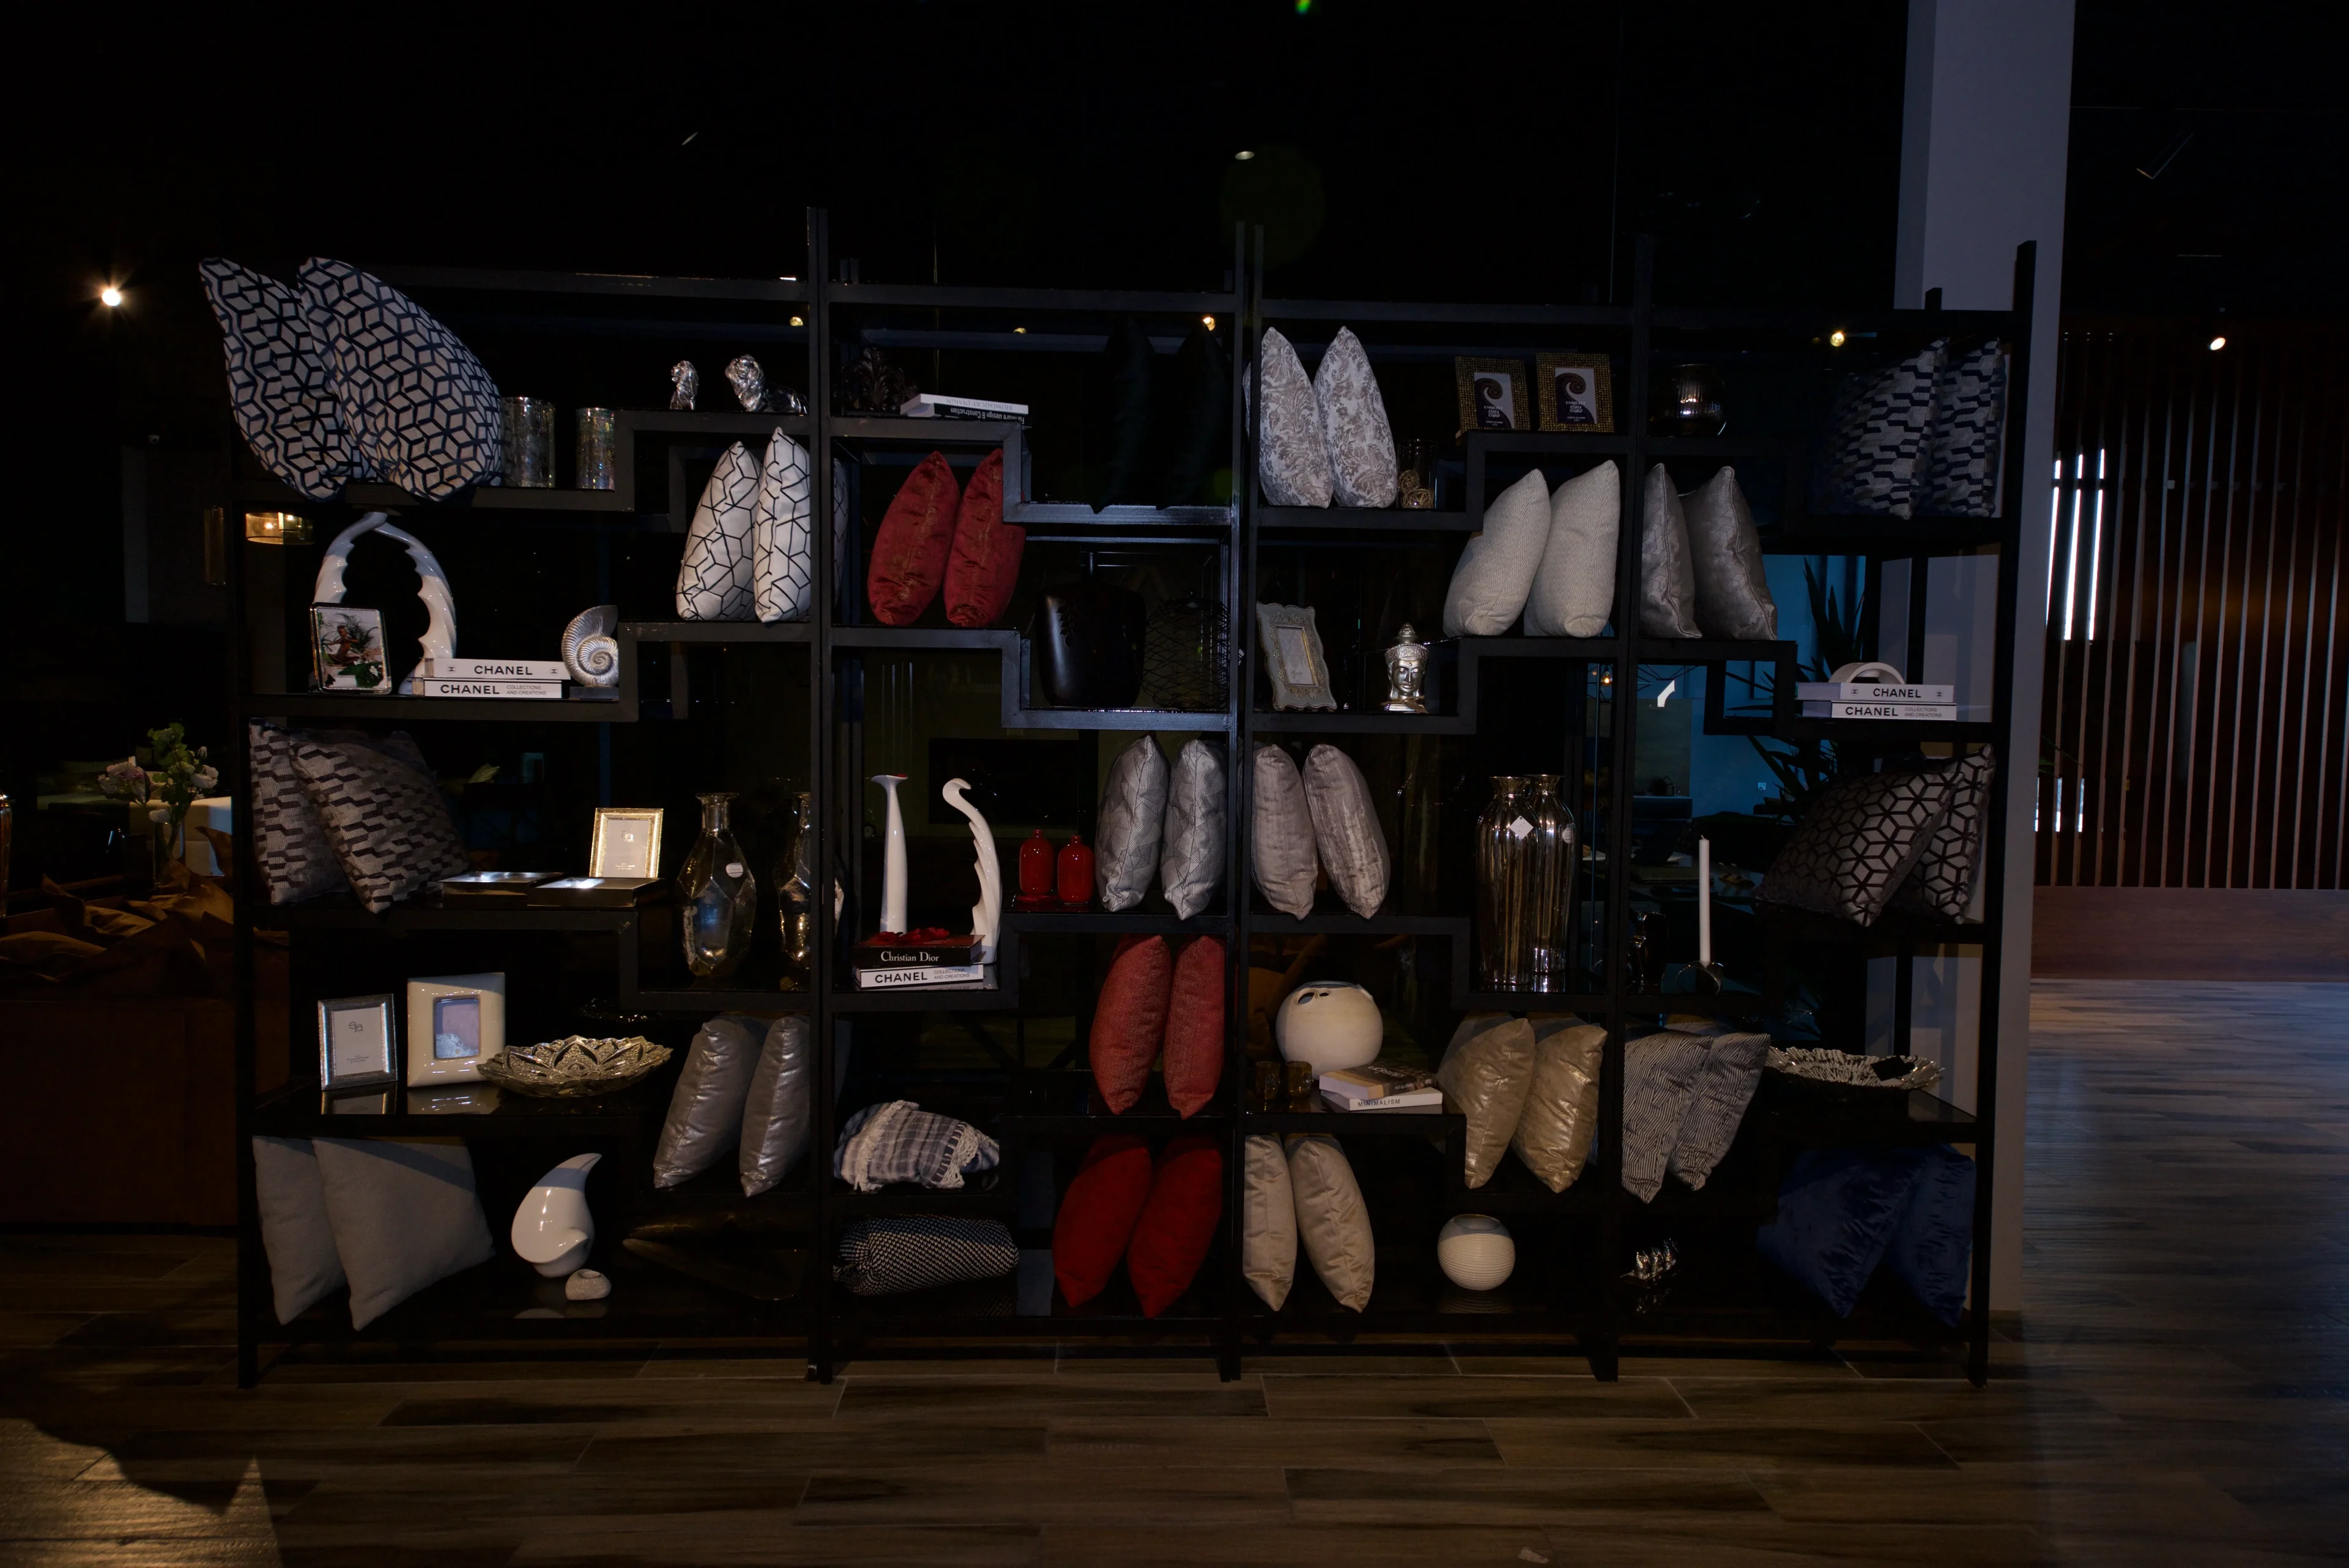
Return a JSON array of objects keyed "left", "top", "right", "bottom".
[
  {"left": 512, "top": 1152, "right": 601, "bottom": 1278},
  {"left": 872, "top": 775, "right": 909, "bottom": 934},
  {"left": 1437, "top": 1214, "right": 1515, "bottom": 1291},
  {"left": 1274, "top": 981, "right": 1384, "bottom": 1073}
]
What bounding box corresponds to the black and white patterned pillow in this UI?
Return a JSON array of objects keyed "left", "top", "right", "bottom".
[
  {"left": 1893, "top": 749, "right": 1997, "bottom": 920},
  {"left": 752, "top": 431, "right": 813, "bottom": 623},
  {"left": 834, "top": 1216, "right": 1019, "bottom": 1296},
  {"left": 1758, "top": 766, "right": 1959, "bottom": 927},
  {"left": 299, "top": 259, "right": 502, "bottom": 501},
  {"left": 248, "top": 721, "right": 349, "bottom": 905},
  {"left": 1819, "top": 341, "right": 1942, "bottom": 519},
  {"left": 675, "top": 441, "right": 760, "bottom": 620},
  {"left": 288, "top": 732, "right": 470, "bottom": 914},
  {"left": 200, "top": 260, "right": 373, "bottom": 500},
  {"left": 832, "top": 1100, "right": 1001, "bottom": 1191},
  {"left": 1926, "top": 341, "right": 2006, "bottom": 517}
]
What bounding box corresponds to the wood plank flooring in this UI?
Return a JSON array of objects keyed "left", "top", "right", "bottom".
[{"left": 2, "top": 978, "right": 2344, "bottom": 1564}]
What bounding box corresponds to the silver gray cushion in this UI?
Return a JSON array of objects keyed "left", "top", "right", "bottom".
[
  {"left": 1638, "top": 463, "right": 1701, "bottom": 639},
  {"left": 739, "top": 1016, "right": 813, "bottom": 1197},
  {"left": 1622, "top": 1031, "right": 1709, "bottom": 1202},
  {"left": 1095, "top": 735, "right": 1170, "bottom": 913},
  {"left": 1759, "top": 767, "right": 1959, "bottom": 927},
  {"left": 1668, "top": 1031, "right": 1770, "bottom": 1191},
  {"left": 251, "top": 1135, "right": 346, "bottom": 1324},
  {"left": 311, "top": 1137, "right": 494, "bottom": 1329},
  {"left": 1250, "top": 745, "right": 1318, "bottom": 918},
  {"left": 1312, "top": 327, "right": 1399, "bottom": 508},
  {"left": 1301, "top": 744, "right": 1389, "bottom": 918},
  {"left": 1523, "top": 461, "right": 1619, "bottom": 638},
  {"left": 1442, "top": 467, "right": 1551, "bottom": 636},
  {"left": 652, "top": 1016, "right": 762, "bottom": 1189},
  {"left": 1257, "top": 329, "right": 1333, "bottom": 507},
  {"left": 1160, "top": 738, "right": 1227, "bottom": 920},
  {"left": 1683, "top": 467, "right": 1778, "bottom": 640}
]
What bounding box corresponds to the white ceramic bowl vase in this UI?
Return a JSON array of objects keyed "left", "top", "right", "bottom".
[
  {"left": 1274, "top": 982, "right": 1384, "bottom": 1074},
  {"left": 1437, "top": 1214, "right": 1516, "bottom": 1291},
  {"left": 512, "top": 1152, "right": 601, "bottom": 1277}
]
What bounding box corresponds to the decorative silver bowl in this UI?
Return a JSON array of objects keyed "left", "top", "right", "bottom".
[
  {"left": 1765, "top": 1047, "right": 1942, "bottom": 1093},
  {"left": 479, "top": 1035, "right": 672, "bottom": 1098}
]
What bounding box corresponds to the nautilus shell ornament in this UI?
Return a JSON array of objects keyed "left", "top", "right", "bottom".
[{"left": 562, "top": 604, "right": 622, "bottom": 688}]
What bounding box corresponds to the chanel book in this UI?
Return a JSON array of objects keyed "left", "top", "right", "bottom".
[
  {"left": 1800, "top": 700, "right": 1960, "bottom": 721},
  {"left": 1795, "top": 681, "right": 1954, "bottom": 704},
  {"left": 417, "top": 657, "right": 570, "bottom": 682},
  {"left": 415, "top": 678, "right": 568, "bottom": 700}
]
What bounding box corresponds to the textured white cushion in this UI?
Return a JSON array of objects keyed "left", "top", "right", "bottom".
[
  {"left": 1242, "top": 1134, "right": 1298, "bottom": 1310},
  {"left": 1638, "top": 463, "right": 1701, "bottom": 639},
  {"left": 1250, "top": 745, "right": 1318, "bottom": 918},
  {"left": 1159, "top": 738, "right": 1227, "bottom": 921},
  {"left": 1257, "top": 329, "right": 1333, "bottom": 507},
  {"left": 752, "top": 430, "right": 814, "bottom": 623},
  {"left": 1683, "top": 467, "right": 1777, "bottom": 640},
  {"left": 1436, "top": 1014, "right": 1537, "bottom": 1190},
  {"left": 1095, "top": 736, "right": 1170, "bottom": 913},
  {"left": 1300, "top": 745, "right": 1388, "bottom": 918},
  {"left": 1442, "top": 467, "right": 1554, "bottom": 636},
  {"left": 1523, "top": 461, "right": 1620, "bottom": 637},
  {"left": 311, "top": 1137, "right": 494, "bottom": 1329},
  {"left": 1312, "top": 327, "right": 1398, "bottom": 508},
  {"left": 677, "top": 440, "right": 760, "bottom": 620},
  {"left": 1287, "top": 1134, "right": 1374, "bottom": 1311},
  {"left": 251, "top": 1137, "right": 346, "bottom": 1325}
]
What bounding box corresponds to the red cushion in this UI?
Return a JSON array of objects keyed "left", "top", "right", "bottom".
[
  {"left": 1052, "top": 1134, "right": 1153, "bottom": 1307},
  {"left": 866, "top": 451, "right": 960, "bottom": 625},
  {"left": 1126, "top": 1133, "right": 1223, "bottom": 1318},
  {"left": 944, "top": 448, "right": 1025, "bottom": 628},
  {"left": 1162, "top": 937, "right": 1225, "bottom": 1117},
  {"left": 1089, "top": 935, "right": 1170, "bottom": 1113}
]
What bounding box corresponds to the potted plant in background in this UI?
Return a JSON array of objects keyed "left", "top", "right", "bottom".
[{"left": 99, "top": 723, "right": 218, "bottom": 883}]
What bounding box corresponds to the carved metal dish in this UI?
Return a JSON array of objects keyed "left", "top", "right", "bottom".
[
  {"left": 478, "top": 1035, "right": 672, "bottom": 1098},
  {"left": 1765, "top": 1047, "right": 1942, "bottom": 1093}
]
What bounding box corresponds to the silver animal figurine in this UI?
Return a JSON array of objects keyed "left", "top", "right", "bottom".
[
  {"left": 669, "top": 361, "right": 698, "bottom": 411},
  {"left": 725, "top": 355, "right": 766, "bottom": 413}
]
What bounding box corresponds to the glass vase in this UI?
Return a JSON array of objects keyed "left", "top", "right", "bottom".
[
  {"left": 1475, "top": 775, "right": 1576, "bottom": 992},
  {"left": 773, "top": 790, "right": 815, "bottom": 990},
  {"left": 1475, "top": 777, "right": 1529, "bottom": 989},
  {"left": 1524, "top": 775, "right": 1578, "bottom": 990},
  {"left": 678, "top": 792, "right": 757, "bottom": 979}
]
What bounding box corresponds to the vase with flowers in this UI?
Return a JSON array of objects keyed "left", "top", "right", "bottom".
[{"left": 98, "top": 723, "right": 219, "bottom": 882}]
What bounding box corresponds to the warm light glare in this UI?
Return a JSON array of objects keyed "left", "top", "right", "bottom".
[
  {"left": 789, "top": 316, "right": 803, "bottom": 327},
  {"left": 244, "top": 511, "right": 312, "bottom": 545},
  {"left": 1013, "top": 326, "right": 1026, "bottom": 335},
  {"left": 100, "top": 286, "right": 123, "bottom": 308},
  {"left": 1201, "top": 314, "right": 1215, "bottom": 330},
  {"left": 1234, "top": 150, "right": 1255, "bottom": 162},
  {"left": 2209, "top": 335, "right": 2227, "bottom": 351},
  {"left": 1828, "top": 329, "right": 1846, "bottom": 347}
]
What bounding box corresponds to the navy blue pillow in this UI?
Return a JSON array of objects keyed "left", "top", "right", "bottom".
[
  {"left": 1756, "top": 1146, "right": 1926, "bottom": 1317},
  {"left": 1885, "top": 1143, "right": 1976, "bottom": 1326},
  {"left": 300, "top": 258, "right": 502, "bottom": 500}
]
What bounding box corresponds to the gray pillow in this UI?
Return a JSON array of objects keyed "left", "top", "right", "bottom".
[
  {"left": 289, "top": 731, "right": 469, "bottom": 914},
  {"left": 1258, "top": 329, "right": 1333, "bottom": 507},
  {"left": 1622, "top": 1032, "right": 1709, "bottom": 1202},
  {"left": 1096, "top": 735, "right": 1170, "bottom": 913},
  {"left": 1510, "top": 1017, "right": 1604, "bottom": 1193},
  {"left": 1638, "top": 464, "right": 1701, "bottom": 639},
  {"left": 1683, "top": 467, "right": 1777, "bottom": 641},
  {"left": 1822, "top": 342, "right": 1942, "bottom": 519},
  {"left": 1301, "top": 744, "right": 1388, "bottom": 918},
  {"left": 1442, "top": 467, "right": 1552, "bottom": 636},
  {"left": 652, "top": 1016, "right": 761, "bottom": 1189},
  {"left": 1524, "top": 461, "right": 1619, "bottom": 638},
  {"left": 1436, "top": 1014, "right": 1536, "bottom": 1191},
  {"left": 1286, "top": 1134, "right": 1373, "bottom": 1311},
  {"left": 1759, "top": 767, "right": 1959, "bottom": 927},
  {"left": 1668, "top": 1031, "right": 1770, "bottom": 1191},
  {"left": 834, "top": 1216, "right": 1017, "bottom": 1296},
  {"left": 1893, "top": 749, "right": 1997, "bottom": 920},
  {"left": 739, "top": 1016, "right": 813, "bottom": 1197},
  {"left": 1928, "top": 341, "right": 2006, "bottom": 517},
  {"left": 311, "top": 1137, "right": 494, "bottom": 1329},
  {"left": 251, "top": 1136, "right": 346, "bottom": 1324},
  {"left": 1242, "top": 1134, "right": 1297, "bottom": 1310},
  {"left": 1250, "top": 745, "right": 1318, "bottom": 918},
  {"left": 248, "top": 721, "right": 347, "bottom": 905},
  {"left": 1160, "top": 738, "right": 1226, "bottom": 921},
  {"left": 1312, "top": 327, "right": 1399, "bottom": 508}
]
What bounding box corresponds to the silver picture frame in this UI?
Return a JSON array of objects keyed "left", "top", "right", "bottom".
[
  {"left": 1256, "top": 602, "right": 1337, "bottom": 712},
  {"left": 317, "top": 994, "right": 398, "bottom": 1091}
]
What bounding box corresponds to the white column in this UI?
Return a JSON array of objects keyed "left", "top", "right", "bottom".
[{"left": 1896, "top": 0, "right": 2075, "bottom": 1315}]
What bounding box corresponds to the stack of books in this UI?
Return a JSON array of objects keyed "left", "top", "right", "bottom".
[
  {"left": 1319, "top": 1063, "right": 1444, "bottom": 1114},
  {"left": 850, "top": 933, "right": 992, "bottom": 990},
  {"left": 1796, "top": 679, "right": 1959, "bottom": 722},
  {"left": 900, "top": 393, "right": 1030, "bottom": 422},
  {"left": 412, "top": 658, "right": 568, "bottom": 700}
]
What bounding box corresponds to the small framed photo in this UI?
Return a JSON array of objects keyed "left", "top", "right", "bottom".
[
  {"left": 590, "top": 808, "right": 664, "bottom": 879},
  {"left": 1256, "top": 603, "right": 1337, "bottom": 712},
  {"left": 1536, "top": 355, "right": 1615, "bottom": 433},
  {"left": 317, "top": 994, "right": 398, "bottom": 1091},
  {"left": 310, "top": 604, "right": 388, "bottom": 691},
  {"left": 404, "top": 972, "right": 507, "bottom": 1087},
  {"left": 1455, "top": 358, "right": 1529, "bottom": 434}
]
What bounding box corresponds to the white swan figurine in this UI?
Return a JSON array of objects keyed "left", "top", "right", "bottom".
[
  {"left": 511, "top": 1152, "right": 600, "bottom": 1277},
  {"left": 940, "top": 778, "right": 1001, "bottom": 964}
]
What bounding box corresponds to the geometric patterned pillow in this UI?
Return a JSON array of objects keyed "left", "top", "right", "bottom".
[
  {"left": 200, "top": 261, "right": 373, "bottom": 502},
  {"left": 677, "top": 441, "right": 761, "bottom": 621},
  {"left": 288, "top": 732, "right": 470, "bottom": 914},
  {"left": 1819, "top": 341, "right": 1942, "bottom": 519},
  {"left": 247, "top": 721, "right": 349, "bottom": 906},
  {"left": 752, "top": 431, "right": 814, "bottom": 624},
  {"left": 297, "top": 259, "right": 502, "bottom": 502},
  {"left": 833, "top": 1216, "right": 1019, "bottom": 1296},
  {"left": 1925, "top": 340, "right": 2006, "bottom": 518},
  {"left": 1892, "top": 749, "right": 1997, "bottom": 921},
  {"left": 1757, "top": 765, "right": 1958, "bottom": 927}
]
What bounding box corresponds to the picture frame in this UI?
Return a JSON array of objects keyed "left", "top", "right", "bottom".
[
  {"left": 589, "top": 808, "right": 664, "bottom": 880},
  {"left": 404, "top": 972, "right": 507, "bottom": 1087},
  {"left": 1256, "top": 602, "right": 1337, "bottom": 712},
  {"left": 1455, "top": 358, "right": 1530, "bottom": 434},
  {"left": 317, "top": 994, "right": 398, "bottom": 1091},
  {"left": 1535, "top": 354, "right": 1616, "bottom": 433},
  {"left": 310, "top": 604, "right": 388, "bottom": 692}
]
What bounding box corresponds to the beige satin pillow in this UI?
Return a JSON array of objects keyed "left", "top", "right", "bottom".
[
  {"left": 1511, "top": 1016, "right": 1605, "bottom": 1192},
  {"left": 1242, "top": 1134, "right": 1298, "bottom": 1310},
  {"left": 1301, "top": 744, "right": 1389, "bottom": 918},
  {"left": 1287, "top": 1134, "right": 1374, "bottom": 1312},
  {"left": 1435, "top": 1013, "right": 1537, "bottom": 1189},
  {"left": 1250, "top": 745, "right": 1319, "bottom": 918}
]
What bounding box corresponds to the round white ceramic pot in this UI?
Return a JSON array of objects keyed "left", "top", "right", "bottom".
[
  {"left": 1437, "top": 1214, "right": 1516, "bottom": 1291},
  {"left": 1275, "top": 981, "right": 1384, "bottom": 1073}
]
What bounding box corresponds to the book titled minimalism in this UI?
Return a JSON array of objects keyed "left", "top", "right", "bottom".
[{"left": 417, "top": 657, "right": 571, "bottom": 682}]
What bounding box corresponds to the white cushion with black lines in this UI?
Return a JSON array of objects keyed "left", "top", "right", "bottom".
[
  {"left": 1821, "top": 340, "right": 1942, "bottom": 519},
  {"left": 248, "top": 720, "right": 348, "bottom": 905},
  {"left": 1927, "top": 340, "right": 2006, "bottom": 517},
  {"left": 833, "top": 1216, "right": 1019, "bottom": 1296},
  {"left": 299, "top": 258, "right": 503, "bottom": 501},
  {"left": 199, "top": 259, "right": 374, "bottom": 501},
  {"left": 289, "top": 732, "right": 471, "bottom": 915}
]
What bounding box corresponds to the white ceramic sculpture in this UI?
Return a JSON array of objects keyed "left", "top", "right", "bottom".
[
  {"left": 565, "top": 1268, "right": 610, "bottom": 1301},
  {"left": 1437, "top": 1214, "right": 1515, "bottom": 1291},
  {"left": 313, "top": 511, "right": 456, "bottom": 695},
  {"left": 872, "top": 774, "right": 908, "bottom": 934},
  {"left": 511, "top": 1152, "right": 600, "bottom": 1277},
  {"left": 561, "top": 604, "right": 621, "bottom": 687},
  {"left": 1274, "top": 981, "right": 1384, "bottom": 1073},
  {"left": 938, "top": 777, "right": 1001, "bottom": 964}
]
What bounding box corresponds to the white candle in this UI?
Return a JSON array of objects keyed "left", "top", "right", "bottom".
[{"left": 1698, "top": 836, "right": 1712, "bottom": 967}]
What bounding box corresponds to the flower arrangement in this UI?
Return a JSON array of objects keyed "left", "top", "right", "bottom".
[{"left": 99, "top": 723, "right": 220, "bottom": 839}]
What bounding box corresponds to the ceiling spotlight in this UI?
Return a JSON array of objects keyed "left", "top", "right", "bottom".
[
  {"left": 100, "top": 286, "right": 124, "bottom": 308},
  {"left": 1828, "top": 329, "right": 1846, "bottom": 348},
  {"left": 2208, "top": 335, "right": 2227, "bottom": 351},
  {"left": 1234, "top": 150, "right": 1255, "bottom": 162},
  {"left": 1201, "top": 314, "right": 1216, "bottom": 330}
]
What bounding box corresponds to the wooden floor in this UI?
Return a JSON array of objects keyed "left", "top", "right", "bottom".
[{"left": 2, "top": 980, "right": 2344, "bottom": 1566}]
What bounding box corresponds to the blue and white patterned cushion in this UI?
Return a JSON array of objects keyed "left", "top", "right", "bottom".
[
  {"left": 299, "top": 258, "right": 502, "bottom": 501},
  {"left": 676, "top": 442, "right": 761, "bottom": 620},
  {"left": 1820, "top": 341, "right": 1942, "bottom": 519},
  {"left": 834, "top": 1216, "right": 1019, "bottom": 1296},
  {"left": 1926, "top": 340, "right": 2006, "bottom": 518},
  {"left": 752, "top": 431, "right": 814, "bottom": 623},
  {"left": 199, "top": 259, "right": 372, "bottom": 500}
]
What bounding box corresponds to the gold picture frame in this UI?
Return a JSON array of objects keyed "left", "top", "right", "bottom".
[
  {"left": 1454, "top": 357, "right": 1530, "bottom": 435},
  {"left": 1535, "top": 354, "right": 1615, "bottom": 433},
  {"left": 589, "top": 808, "right": 665, "bottom": 880}
]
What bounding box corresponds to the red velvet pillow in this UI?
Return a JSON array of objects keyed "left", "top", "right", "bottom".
[
  {"left": 866, "top": 451, "right": 960, "bottom": 625},
  {"left": 1089, "top": 935, "right": 1170, "bottom": 1113},
  {"left": 944, "top": 449, "right": 1025, "bottom": 629},
  {"left": 1052, "top": 1134, "right": 1153, "bottom": 1307},
  {"left": 1126, "top": 1133, "right": 1223, "bottom": 1318},
  {"left": 1163, "top": 937, "right": 1225, "bottom": 1117}
]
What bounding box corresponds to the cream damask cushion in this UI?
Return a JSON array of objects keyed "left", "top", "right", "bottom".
[
  {"left": 1250, "top": 745, "right": 1318, "bottom": 918},
  {"left": 1258, "top": 329, "right": 1332, "bottom": 508},
  {"left": 1312, "top": 327, "right": 1398, "bottom": 508},
  {"left": 677, "top": 440, "right": 760, "bottom": 620},
  {"left": 1442, "top": 467, "right": 1552, "bottom": 636},
  {"left": 1682, "top": 467, "right": 1777, "bottom": 641},
  {"left": 1436, "top": 1014, "right": 1536, "bottom": 1190},
  {"left": 1242, "top": 1134, "right": 1298, "bottom": 1310},
  {"left": 1160, "top": 738, "right": 1227, "bottom": 921},
  {"left": 1524, "top": 461, "right": 1619, "bottom": 637},
  {"left": 1639, "top": 463, "right": 1701, "bottom": 639},
  {"left": 1759, "top": 767, "right": 1959, "bottom": 926},
  {"left": 1301, "top": 745, "right": 1388, "bottom": 918},
  {"left": 1287, "top": 1134, "right": 1374, "bottom": 1311}
]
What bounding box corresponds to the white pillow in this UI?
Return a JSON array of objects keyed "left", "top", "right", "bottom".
[
  {"left": 1242, "top": 1134, "right": 1298, "bottom": 1310},
  {"left": 1095, "top": 735, "right": 1170, "bottom": 913},
  {"left": 1257, "top": 329, "right": 1332, "bottom": 507},
  {"left": 739, "top": 1016, "right": 814, "bottom": 1198},
  {"left": 1250, "top": 745, "right": 1318, "bottom": 918},
  {"left": 251, "top": 1137, "right": 346, "bottom": 1324},
  {"left": 1286, "top": 1134, "right": 1374, "bottom": 1311},
  {"left": 1312, "top": 327, "right": 1398, "bottom": 508},
  {"left": 311, "top": 1137, "right": 494, "bottom": 1329},
  {"left": 1524, "top": 461, "right": 1620, "bottom": 637},
  {"left": 677, "top": 441, "right": 760, "bottom": 620},
  {"left": 1638, "top": 463, "right": 1701, "bottom": 639},
  {"left": 1442, "top": 467, "right": 1552, "bottom": 636},
  {"left": 1300, "top": 745, "right": 1388, "bottom": 918},
  {"left": 752, "top": 430, "right": 814, "bottom": 623},
  {"left": 1160, "top": 738, "right": 1227, "bottom": 921}
]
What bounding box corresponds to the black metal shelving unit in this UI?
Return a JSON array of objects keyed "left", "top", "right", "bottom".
[{"left": 230, "top": 210, "right": 2028, "bottom": 1388}]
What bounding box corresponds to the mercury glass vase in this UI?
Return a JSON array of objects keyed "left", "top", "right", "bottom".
[
  {"left": 678, "top": 792, "right": 757, "bottom": 978},
  {"left": 1475, "top": 775, "right": 1576, "bottom": 992},
  {"left": 773, "top": 790, "right": 816, "bottom": 991},
  {"left": 1523, "top": 775, "right": 1578, "bottom": 989}
]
